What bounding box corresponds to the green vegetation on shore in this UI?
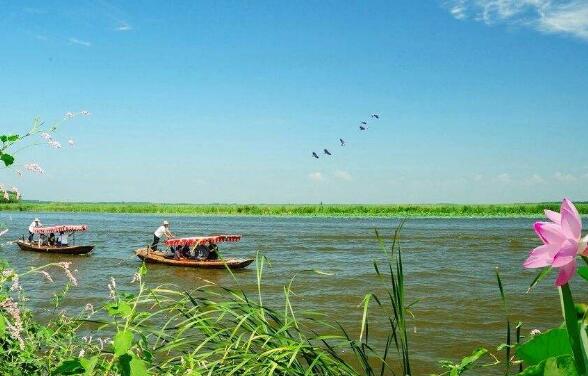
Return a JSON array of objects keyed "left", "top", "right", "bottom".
[{"left": 1, "top": 201, "right": 586, "bottom": 217}]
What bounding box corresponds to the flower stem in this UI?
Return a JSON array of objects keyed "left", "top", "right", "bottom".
[{"left": 559, "top": 283, "right": 587, "bottom": 375}]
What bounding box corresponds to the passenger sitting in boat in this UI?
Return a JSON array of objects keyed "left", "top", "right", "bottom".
[
  {"left": 57, "top": 231, "right": 70, "bottom": 247},
  {"left": 151, "top": 221, "right": 173, "bottom": 251},
  {"left": 48, "top": 233, "right": 56, "bottom": 246},
  {"left": 28, "top": 218, "right": 42, "bottom": 242},
  {"left": 208, "top": 243, "right": 219, "bottom": 260},
  {"left": 194, "top": 244, "right": 210, "bottom": 260},
  {"left": 181, "top": 245, "right": 191, "bottom": 258},
  {"left": 164, "top": 245, "right": 178, "bottom": 259}
]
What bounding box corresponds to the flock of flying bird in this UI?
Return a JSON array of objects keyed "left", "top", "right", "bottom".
[{"left": 312, "top": 113, "right": 380, "bottom": 159}]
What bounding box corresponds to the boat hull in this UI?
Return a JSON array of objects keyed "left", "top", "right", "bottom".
[
  {"left": 16, "top": 240, "right": 94, "bottom": 255},
  {"left": 135, "top": 248, "right": 254, "bottom": 269}
]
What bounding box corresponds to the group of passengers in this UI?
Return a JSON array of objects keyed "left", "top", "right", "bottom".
[
  {"left": 27, "top": 218, "right": 72, "bottom": 246},
  {"left": 150, "top": 220, "right": 219, "bottom": 260}
]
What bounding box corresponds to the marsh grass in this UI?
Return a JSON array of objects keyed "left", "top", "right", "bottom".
[{"left": 1, "top": 201, "right": 586, "bottom": 217}]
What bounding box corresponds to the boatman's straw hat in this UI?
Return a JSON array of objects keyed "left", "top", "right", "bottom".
[
  {"left": 163, "top": 221, "right": 169, "bottom": 225},
  {"left": 34, "top": 218, "right": 40, "bottom": 222}
]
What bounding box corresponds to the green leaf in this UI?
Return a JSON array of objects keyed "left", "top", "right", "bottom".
[
  {"left": 113, "top": 330, "right": 133, "bottom": 356},
  {"left": 528, "top": 267, "right": 552, "bottom": 292},
  {"left": 52, "top": 359, "right": 85, "bottom": 375},
  {"left": 0, "top": 134, "right": 19, "bottom": 142},
  {"left": 448, "top": 348, "right": 489, "bottom": 375},
  {"left": 0, "top": 316, "right": 5, "bottom": 338},
  {"left": 106, "top": 300, "right": 132, "bottom": 318},
  {"left": 0, "top": 153, "right": 15, "bottom": 167},
  {"left": 577, "top": 267, "right": 588, "bottom": 282},
  {"left": 130, "top": 355, "right": 148, "bottom": 375},
  {"left": 118, "top": 354, "right": 132, "bottom": 376},
  {"left": 516, "top": 328, "right": 572, "bottom": 366},
  {"left": 80, "top": 356, "right": 98, "bottom": 375},
  {"left": 516, "top": 355, "right": 577, "bottom": 375}
]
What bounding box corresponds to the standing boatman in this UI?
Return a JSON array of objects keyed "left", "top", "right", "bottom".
[
  {"left": 151, "top": 220, "right": 173, "bottom": 251},
  {"left": 28, "top": 218, "right": 42, "bottom": 242}
]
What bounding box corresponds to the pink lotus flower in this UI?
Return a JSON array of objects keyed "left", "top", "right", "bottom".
[{"left": 524, "top": 198, "right": 588, "bottom": 286}]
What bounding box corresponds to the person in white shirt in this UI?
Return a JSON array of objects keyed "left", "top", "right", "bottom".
[
  {"left": 28, "top": 218, "right": 42, "bottom": 242},
  {"left": 57, "top": 231, "right": 70, "bottom": 247},
  {"left": 151, "top": 220, "right": 173, "bottom": 251}
]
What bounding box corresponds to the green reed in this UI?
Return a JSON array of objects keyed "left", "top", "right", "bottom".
[{"left": 1, "top": 201, "right": 586, "bottom": 217}]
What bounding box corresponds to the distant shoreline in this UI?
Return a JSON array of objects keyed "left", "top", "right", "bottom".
[{"left": 0, "top": 201, "right": 584, "bottom": 218}]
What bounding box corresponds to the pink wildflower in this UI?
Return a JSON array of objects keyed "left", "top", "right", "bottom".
[
  {"left": 108, "top": 277, "right": 116, "bottom": 299},
  {"left": 57, "top": 262, "right": 77, "bottom": 286},
  {"left": 10, "top": 274, "right": 22, "bottom": 292},
  {"left": 524, "top": 198, "right": 588, "bottom": 286},
  {"left": 40, "top": 270, "right": 54, "bottom": 282},
  {"left": 24, "top": 163, "right": 44, "bottom": 174},
  {"left": 84, "top": 303, "right": 94, "bottom": 315},
  {"left": 48, "top": 140, "right": 62, "bottom": 149},
  {"left": 131, "top": 272, "right": 141, "bottom": 284},
  {"left": 40, "top": 132, "right": 52, "bottom": 140},
  {"left": 0, "top": 298, "right": 24, "bottom": 349}
]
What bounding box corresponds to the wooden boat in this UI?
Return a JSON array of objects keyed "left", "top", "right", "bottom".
[
  {"left": 135, "top": 234, "right": 253, "bottom": 269},
  {"left": 16, "top": 240, "right": 94, "bottom": 255},
  {"left": 135, "top": 248, "right": 253, "bottom": 269},
  {"left": 20, "top": 224, "right": 94, "bottom": 255}
]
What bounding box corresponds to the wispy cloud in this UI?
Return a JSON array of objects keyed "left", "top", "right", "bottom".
[
  {"left": 333, "top": 170, "right": 353, "bottom": 181},
  {"left": 496, "top": 172, "right": 511, "bottom": 183},
  {"left": 527, "top": 173, "right": 545, "bottom": 184},
  {"left": 554, "top": 171, "right": 577, "bottom": 182},
  {"left": 444, "top": 1, "right": 588, "bottom": 41},
  {"left": 308, "top": 172, "right": 324, "bottom": 182},
  {"left": 115, "top": 21, "right": 132, "bottom": 31},
  {"left": 68, "top": 37, "right": 91, "bottom": 47}
]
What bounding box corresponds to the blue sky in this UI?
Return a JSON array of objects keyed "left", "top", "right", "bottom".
[{"left": 1, "top": 0, "right": 587, "bottom": 204}]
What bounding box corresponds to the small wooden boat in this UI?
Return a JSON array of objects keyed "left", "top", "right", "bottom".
[
  {"left": 20, "top": 224, "right": 94, "bottom": 255},
  {"left": 135, "top": 248, "right": 253, "bottom": 269},
  {"left": 135, "top": 234, "right": 253, "bottom": 269},
  {"left": 16, "top": 240, "right": 94, "bottom": 255}
]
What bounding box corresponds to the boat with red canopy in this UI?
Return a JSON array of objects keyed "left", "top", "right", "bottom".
[
  {"left": 135, "top": 234, "right": 253, "bottom": 269},
  {"left": 16, "top": 224, "right": 94, "bottom": 255}
]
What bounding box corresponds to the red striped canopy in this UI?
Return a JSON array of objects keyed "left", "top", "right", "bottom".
[
  {"left": 165, "top": 235, "right": 241, "bottom": 247},
  {"left": 32, "top": 225, "right": 88, "bottom": 234}
]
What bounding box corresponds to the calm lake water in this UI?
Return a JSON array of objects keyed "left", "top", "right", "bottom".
[{"left": 1, "top": 212, "right": 584, "bottom": 374}]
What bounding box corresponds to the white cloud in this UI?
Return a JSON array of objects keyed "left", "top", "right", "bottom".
[
  {"left": 527, "top": 173, "right": 545, "bottom": 184},
  {"left": 68, "top": 38, "right": 91, "bottom": 47},
  {"left": 554, "top": 171, "right": 577, "bottom": 182},
  {"left": 115, "top": 22, "right": 132, "bottom": 31},
  {"left": 444, "top": 0, "right": 588, "bottom": 41},
  {"left": 308, "top": 172, "right": 324, "bottom": 182},
  {"left": 496, "top": 173, "right": 511, "bottom": 183},
  {"left": 333, "top": 170, "right": 353, "bottom": 181}
]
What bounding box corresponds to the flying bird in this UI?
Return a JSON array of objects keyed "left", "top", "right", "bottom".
[
  {"left": 371, "top": 114, "right": 380, "bottom": 119},
  {"left": 361, "top": 121, "right": 368, "bottom": 125},
  {"left": 359, "top": 125, "right": 367, "bottom": 131},
  {"left": 312, "top": 152, "right": 319, "bottom": 159},
  {"left": 339, "top": 138, "right": 345, "bottom": 146},
  {"left": 323, "top": 149, "right": 331, "bottom": 156}
]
